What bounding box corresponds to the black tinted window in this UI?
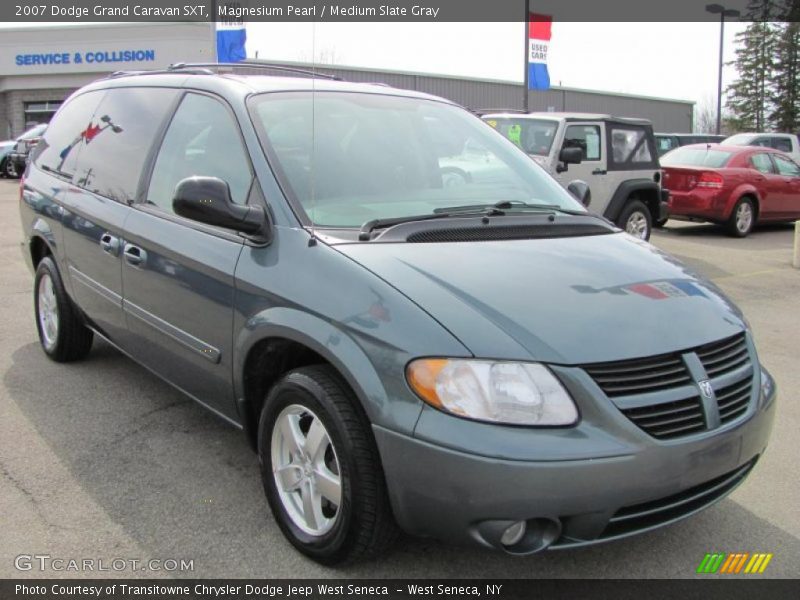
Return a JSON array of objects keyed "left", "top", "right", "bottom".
[
  {"left": 771, "top": 138, "right": 793, "bottom": 153},
  {"left": 73, "top": 87, "right": 178, "bottom": 203},
  {"left": 147, "top": 93, "right": 253, "bottom": 214},
  {"left": 33, "top": 91, "right": 105, "bottom": 179}
]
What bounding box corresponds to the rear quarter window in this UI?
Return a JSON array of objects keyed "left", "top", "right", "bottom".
[
  {"left": 33, "top": 91, "right": 106, "bottom": 179},
  {"left": 71, "top": 87, "right": 179, "bottom": 203},
  {"left": 607, "top": 125, "right": 658, "bottom": 171}
]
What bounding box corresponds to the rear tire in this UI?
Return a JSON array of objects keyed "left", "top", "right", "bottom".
[
  {"left": 727, "top": 197, "right": 755, "bottom": 237},
  {"left": 34, "top": 256, "right": 93, "bottom": 362},
  {"left": 617, "top": 200, "right": 652, "bottom": 241},
  {"left": 258, "top": 365, "right": 398, "bottom": 565}
]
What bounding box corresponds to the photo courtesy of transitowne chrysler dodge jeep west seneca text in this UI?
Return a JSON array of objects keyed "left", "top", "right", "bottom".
[{"left": 18, "top": 64, "right": 776, "bottom": 565}]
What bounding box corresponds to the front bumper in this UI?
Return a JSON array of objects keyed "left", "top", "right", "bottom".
[{"left": 375, "top": 382, "right": 775, "bottom": 553}]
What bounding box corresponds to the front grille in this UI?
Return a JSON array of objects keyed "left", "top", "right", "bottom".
[
  {"left": 600, "top": 458, "right": 757, "bottom": 540},
  {"left": 716, "top": 378, "right": 753, "bottom": 424},
  {"left": 621, "top": 397, "right": 706, "bottom": 440},
  {"left": 696, "top": 333, "right": 749, "bottom": 377},
  {"left": 583, "top": 353, "right": 692, "bottom": 398}
]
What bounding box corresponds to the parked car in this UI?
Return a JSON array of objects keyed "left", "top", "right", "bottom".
[
  {"left": 661, "top": 144, "right": 800, "bottom": 236},
  {"left": 655, "top": 133, "right": 726, "bottom": 157},
  {"left": 5, "top": 123, "right": 47, "bottom": 178},
  {"left": 0, "top": 139, "right": 15, "bottom": 177},
  {"left": 722, "top": 132, "right": 800, "bottom": 163},
  {"left": 19, "top": 66, "right": 775, "bottom": 565},
  {"left": 482, "top": 112, "right": 668, "bottom": 240}
]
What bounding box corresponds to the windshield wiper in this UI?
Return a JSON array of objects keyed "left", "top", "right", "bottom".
[{"left": 434, "top": 200, "right": 585, "bottom": 216}]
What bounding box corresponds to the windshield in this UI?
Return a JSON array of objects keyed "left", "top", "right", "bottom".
[
  {"left": 723, "top": 134, "right": 755, "bottom": 146},
  {"left": 483, "top": 117, "right": 558, "bottom": 156},
  {"left": 249, "top": 93, "right": 582, "bottom": 228},
  {"left": 661, "top": 147, "right": 733, "bottom": 168}
]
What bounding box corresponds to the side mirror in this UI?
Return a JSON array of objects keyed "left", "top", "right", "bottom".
[
  {"left": 173, "top": 176, "right": 267, "bottom": 236},
  {"left": 556, "top": 146, "right": 583, "bottom": 173},
  {"left": 567, "top": 180, "right": 591, "bottom": 207}
]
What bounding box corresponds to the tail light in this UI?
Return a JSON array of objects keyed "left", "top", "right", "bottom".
[{"left": 695, "top": 171, "right": 724, "bottom": 189}]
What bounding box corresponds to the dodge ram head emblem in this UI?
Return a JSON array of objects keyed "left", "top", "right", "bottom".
[{"left": 699, "top": 380, "right": 715, "bottom": 399}]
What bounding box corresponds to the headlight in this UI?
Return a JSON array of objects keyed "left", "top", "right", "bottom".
[{"left": 406, "top": 358, "right": 578, "bottom": 426}]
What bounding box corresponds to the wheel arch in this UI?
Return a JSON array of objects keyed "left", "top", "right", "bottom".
[
  {"left": 726, "top": 186, "right": 761, "bottom": 221},
  {"left": 604, "top": 179, "right": 662, "bottom": 222},
  {"left": 234, "top": 307, "right": 404, "bottom": 450}
]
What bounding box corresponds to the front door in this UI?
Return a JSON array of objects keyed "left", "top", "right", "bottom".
[
  {"left": 122, "top": 92, "right": 253, "bottom": 421},
  {"left": 553, "top": 122, "right": 612, "bottom": 212}
]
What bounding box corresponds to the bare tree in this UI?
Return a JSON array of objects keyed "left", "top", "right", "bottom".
[{"left": 694, "top": 94, "right": 718, "bottom": 133}]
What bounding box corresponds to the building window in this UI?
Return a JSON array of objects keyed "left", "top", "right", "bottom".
[{"left": 24, "top": 100, "right": 62, "bottom": 128}]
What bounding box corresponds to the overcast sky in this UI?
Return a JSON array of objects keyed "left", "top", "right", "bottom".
[
  {"left": 3, "top": 21, "right": 748, "bottom": 109},
  {"left": 246, "top": 21, "right": 748, "bottom": 109}
]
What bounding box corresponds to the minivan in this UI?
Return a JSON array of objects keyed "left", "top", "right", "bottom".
[{"left": 19, "top": 64, "right": 776, "bottom": 565}]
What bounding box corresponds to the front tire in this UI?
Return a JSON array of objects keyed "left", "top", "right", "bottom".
[
  {"left": 4, "top": 156, "right": 18, "bottom": 179},
  {"left": 34, "top": 256, "right": 93, "bottom": 362},
  {"left": 617, "top": 200, "right": 652, "bottom": 241},
  {"left": 727, "top": 197, "right": 755, "bottom": 237},
  {"left": 258, "top": 365, "right": 398, "bottom": 565}
]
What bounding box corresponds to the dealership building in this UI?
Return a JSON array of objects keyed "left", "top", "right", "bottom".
[{"left": 0, "top": 23, "right": 694, "bottom": 139}]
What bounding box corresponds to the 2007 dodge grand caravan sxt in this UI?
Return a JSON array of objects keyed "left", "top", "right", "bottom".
[{"left": 19, "top": 64, "right": 775, "bottom": 565}]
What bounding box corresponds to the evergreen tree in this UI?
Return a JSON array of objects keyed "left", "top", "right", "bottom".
[
  {"left": 769, "top": 4, "right": 800, "bottom": 131},
  {"left": 725, "top": 1, "right": 781, "bottom": 131}
]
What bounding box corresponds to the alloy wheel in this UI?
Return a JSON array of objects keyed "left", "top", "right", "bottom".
[
  {"left": 271, "top": 404, "right": 342, "bottom": 536},
  {"left": 736, "top": 202, "right": 753, "bottom": 234},
  {"left": 626, "top": 211, "right": 649, "bottom": 239},
  {"left": 37, "top": 273, "right": 59, "bottom": 351}
]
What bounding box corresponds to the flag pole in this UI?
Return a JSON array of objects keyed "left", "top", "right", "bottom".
[
  {"left": 523, "top": 0, "right": 530, "bottom": 112},
  {"left": 210, "top": 0, "right": 217, "bottom": 62}
]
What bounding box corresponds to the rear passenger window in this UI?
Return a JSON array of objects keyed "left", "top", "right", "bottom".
[
  {"left": 563, "top": 125, "right": 601, "bottom": 161},
  {"left": 750, "top": 153, "right": 775, "bottom": 174},
  {"left": 73, "top": 87, "right": 178, "bottom": 203},
  {"left": 146, "top": 93, "right": 253, "bottom": 214},
  {"left": 608, "top": 126, "right": 656, "bottom": 170},
  {"left": 33, "top": 91, "right": 105, "bottom": 179}
]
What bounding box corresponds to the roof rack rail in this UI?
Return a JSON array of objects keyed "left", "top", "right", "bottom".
[{"left": 168, "top": 62, "right": 343, "bottom": 80}]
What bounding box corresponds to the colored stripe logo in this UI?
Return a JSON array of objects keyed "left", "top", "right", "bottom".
[{"left": 697, "top": 552, "right": 773, "bottom": 574}]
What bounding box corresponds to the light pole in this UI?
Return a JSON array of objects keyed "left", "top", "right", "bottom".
[{"left": 706, "top": 4, "right": 741, "bottom": 134}]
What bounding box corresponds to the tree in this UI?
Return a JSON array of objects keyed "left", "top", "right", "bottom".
[
  {"left": 694, "top": 94, "right": 718, "bottom": 133},
  {"left": 769, "top": 4, "right": 800, "bottom": 131},
  {"left": 725, "top": 1, "right": 783, "bottom": 131}
]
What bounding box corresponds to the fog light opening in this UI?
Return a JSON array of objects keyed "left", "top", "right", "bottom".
[{"left": 500, "top": 520, "right": 527, "bottom": 547}]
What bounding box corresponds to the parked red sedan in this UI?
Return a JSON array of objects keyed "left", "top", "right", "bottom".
[{"left": 661, "top": 144, "right": 800, "bottom": 236}]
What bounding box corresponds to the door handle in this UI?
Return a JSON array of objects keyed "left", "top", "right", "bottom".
[
  {"left": 123, "top": 243, "right": 147, "bottom": 267},
  {"left": 100, "top": 233, "right": 120, "bottom": 256},
  {"left": 592, "top": 168, "right": 607, "bottom": 175}
]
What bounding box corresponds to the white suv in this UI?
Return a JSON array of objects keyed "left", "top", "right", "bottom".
[
  {"left": 482, "top": 112, "right": 668, "bottom": 240},
  {"left": 722, "top": 133, "right": 800, "bottom": 163}
]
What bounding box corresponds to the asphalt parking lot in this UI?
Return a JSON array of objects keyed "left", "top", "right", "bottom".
[{"left": 1, "top": 177, "right": 798, "bottom": 579}]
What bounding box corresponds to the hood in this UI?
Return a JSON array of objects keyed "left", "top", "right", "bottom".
[{"left": 336, "top": 232, "right": 746, "bottom": 364}]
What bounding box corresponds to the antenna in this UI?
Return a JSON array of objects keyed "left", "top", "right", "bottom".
[{"left": 308, "top": 19, "right": 318, "bottom": 247}]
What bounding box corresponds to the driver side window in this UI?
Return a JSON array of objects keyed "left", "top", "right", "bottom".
[
  {"left": 563, "top": 124, "right": 601, "bottom": 161},
  {"left": 147, "top": 93, "right": 253, "bottom": 214}
]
